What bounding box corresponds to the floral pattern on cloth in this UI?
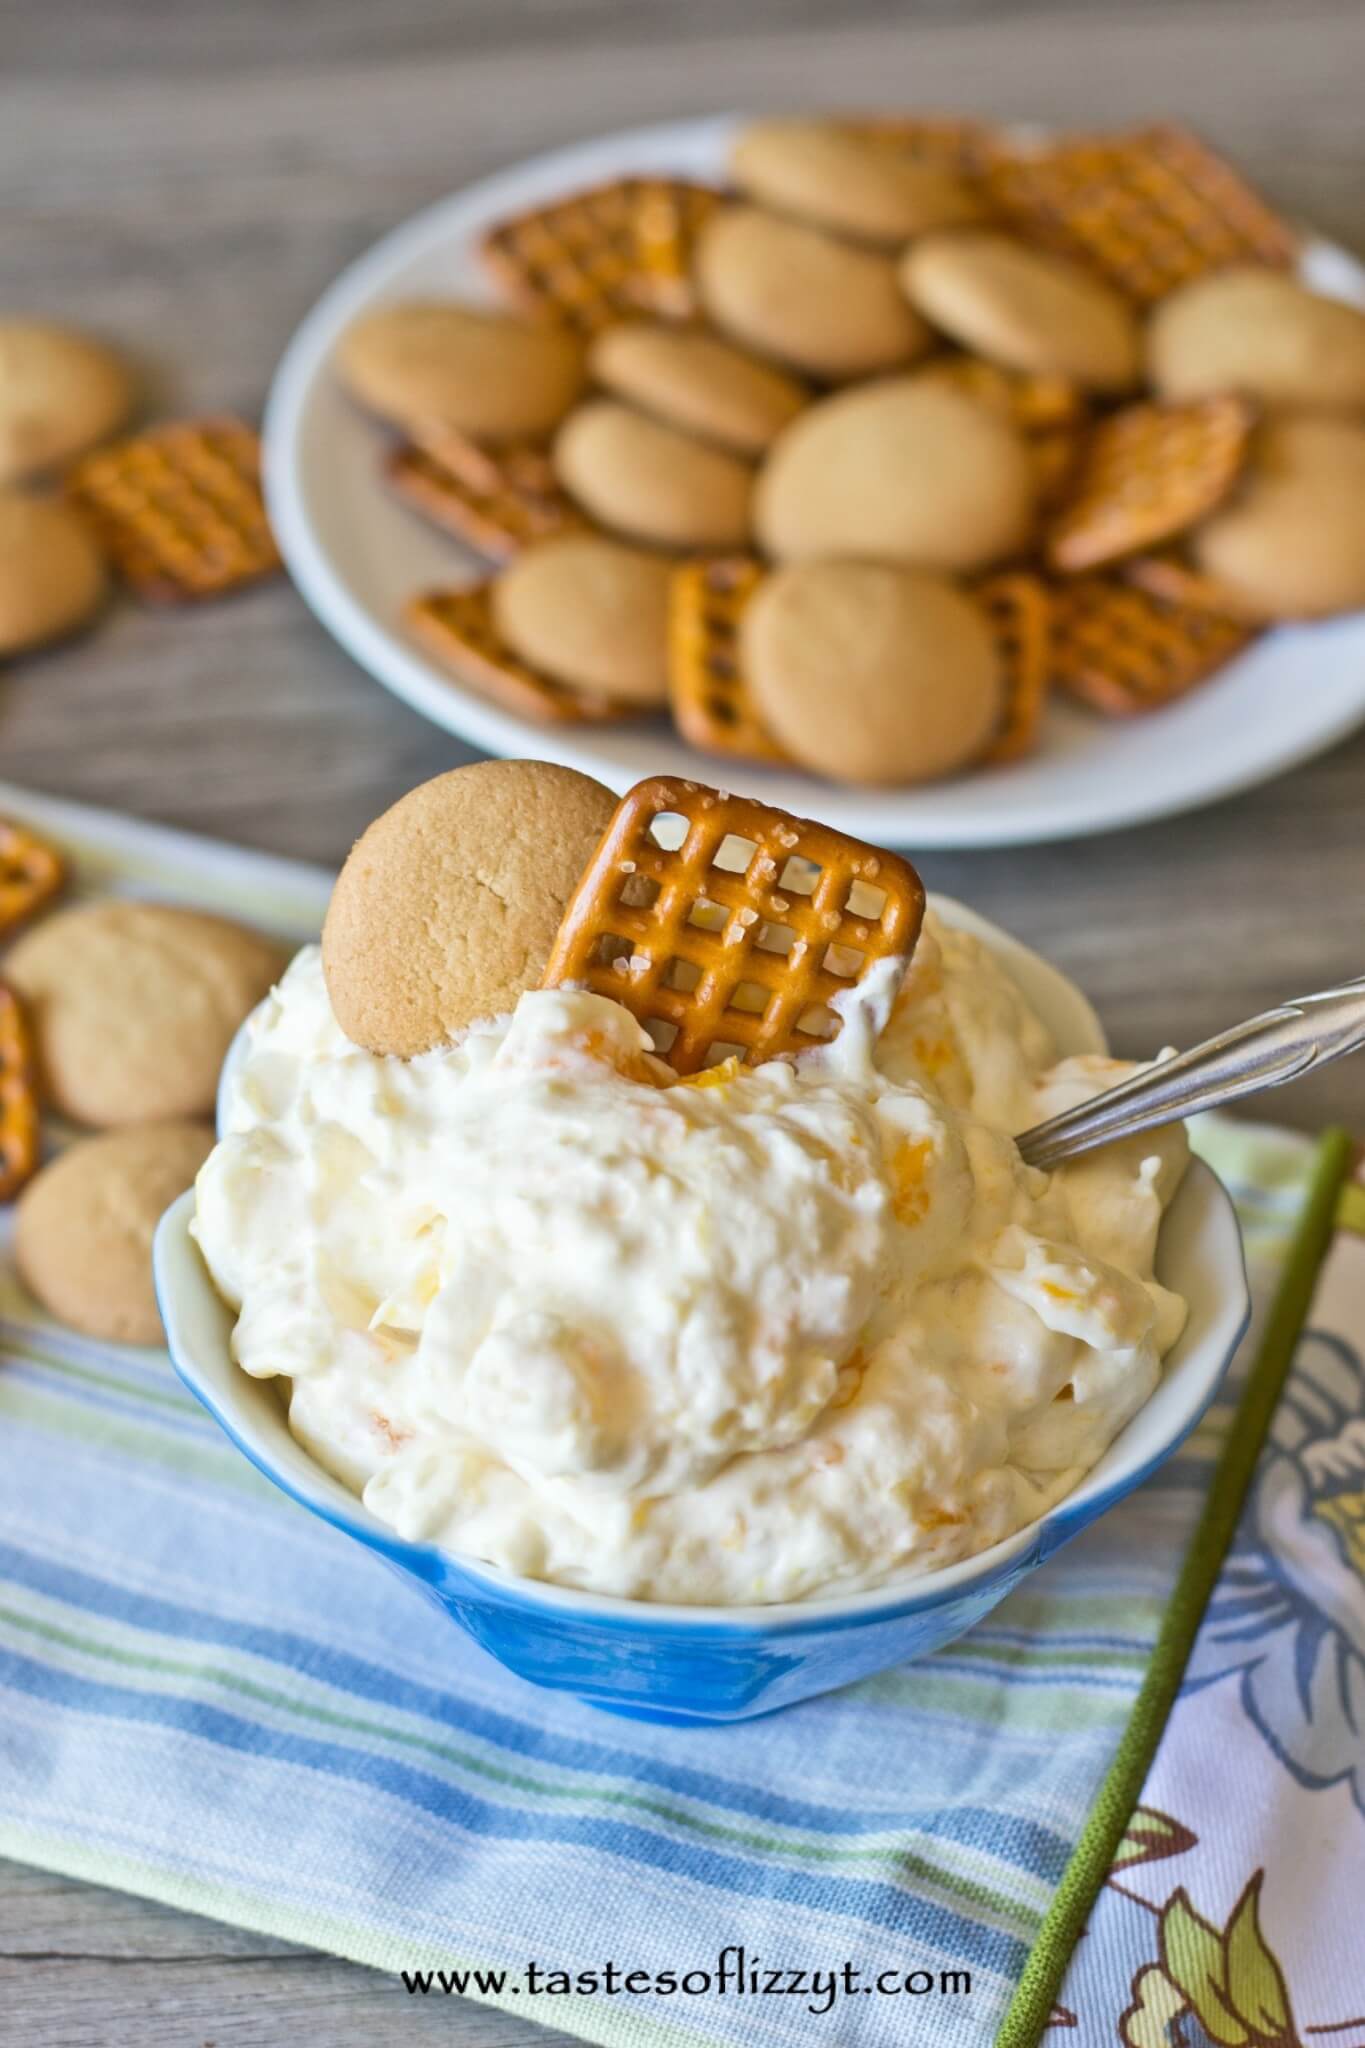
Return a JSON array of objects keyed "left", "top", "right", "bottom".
[
  {"left": 1053, "top": 1163, "right": 1365, "bottom": 2045},
  {"left": 1186, "top": 1324, "right": 1365, "bottom": 1817}
]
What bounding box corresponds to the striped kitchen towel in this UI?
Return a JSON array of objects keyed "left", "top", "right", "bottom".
[{"left": 0, "top": 785, "right": 1341, "bottom": 2048}]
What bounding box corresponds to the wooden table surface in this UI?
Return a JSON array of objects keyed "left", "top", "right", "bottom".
[{"left": 4, "top": 1, "right": 1364, "bottom": 2040}]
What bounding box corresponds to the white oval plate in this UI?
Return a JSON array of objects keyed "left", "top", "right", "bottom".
[{"left": 264, "top": 114, "right": 1365, "bottom": 848}]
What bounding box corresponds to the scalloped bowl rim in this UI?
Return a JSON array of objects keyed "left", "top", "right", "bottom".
[{"left": 158, "top": 895, "right": 1250, "bottom": 1635}]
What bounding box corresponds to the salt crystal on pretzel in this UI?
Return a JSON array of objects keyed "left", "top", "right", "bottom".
[
  {"left": 541, "top": 777, "right": 925, "bottom": 1073},
  {"left": 0, "top": 980, "right": 40, "bottom": 1202},
  {"left": 1045, "top": 394, "right": 1255, "bottom": 574},
  {"left": 0, "top": 820, "right": 65, "bottom": 938}
]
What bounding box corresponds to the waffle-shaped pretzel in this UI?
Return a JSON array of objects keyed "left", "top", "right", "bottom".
[
  {"left": 1120, "top": 549, "right": 1255, "bottom": 621},
  {"left": 386, "top": 433, "right": 585, "bottom": 561},
  {"left": 67, "top": 418, "right": 280, "bottom": 603},
  {"left": 542, "top": 777, "right": 925, "bottom": 1073},
  {"left": 0, "top": 981, "right": 39, "bottom": 1202},
  {"left": 0, "top": 820, "right": 65, "bottom": 937},
  {"left": 480, "top": 178, "right": 722, "bottom": 333},
  {"left": 406, "top": 584, "right": 630, "bottom": 725},
  {"left": 983, "top": 125, "right": 1297, "bottom": 304},
  {"left": 1051, "top": 573, "right": 1255, "bottom": 717},
  {"left": 1046, "top": 395, "right": 1254, "bottom": 574},
  {"left": 667, "top": 557, "right": 788, "bottom": 764},
  {"left": 978, "top": 574, "right": 1052, "bottom": 763}
]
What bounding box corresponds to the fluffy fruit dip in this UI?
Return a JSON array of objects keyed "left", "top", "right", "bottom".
[{"left": 192, "top": 912, "right": 1188, "bottom": 1606}]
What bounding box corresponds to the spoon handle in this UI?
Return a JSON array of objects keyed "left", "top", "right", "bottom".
[{"left": 1016, "top": 975, "right": 1365, "bottom": 1171}]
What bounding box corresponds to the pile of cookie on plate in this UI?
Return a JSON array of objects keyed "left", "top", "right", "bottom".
[
  {"left": 0, "top": 819, "right": 287, "bottom": 1345},
  {"left": 335, "top": 116, "right": 1365, "bottom": 790},
  {"left": 0, "top": 319, "right": 280, "bottom": 666}
]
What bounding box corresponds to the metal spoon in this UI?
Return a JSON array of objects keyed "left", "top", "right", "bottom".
[{"left": 1016, "top": 976, "right": 1365, "bottom": 1171}]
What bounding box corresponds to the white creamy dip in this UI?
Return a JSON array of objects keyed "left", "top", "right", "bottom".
[{"left": 193, "top": 916, "right": 1188, "bottom": 1604}]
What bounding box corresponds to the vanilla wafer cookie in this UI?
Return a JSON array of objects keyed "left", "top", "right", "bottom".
[
  {"left": 493, "top": 535, "right": 672, "bottom": 705},
  {"left": 337, "top": 302, "right": 585, "bottom": 442},
  {"left": 5, "top": 901, "right": 289, "bottom": 1127},
  {"left": 744, "top": 561, "right": 1002, "bottom": 787},
  {"left": 0, "top": 492, "right": 107, "bottom": 653},
  {"left": 0, "top": 320, "right": 133, "bottom": 486},
  {"left": 16, "top": 1121, "right": 214, "bottom": 1342},
  {"left": 730, "top": 119, "right": 987, "bottom": 247},
  {"left": 1148, "top": 267, "right": 1365, "bottom": 415},
  {"left": 322, "top": 761, "right": 619, "bottom": 1058}
]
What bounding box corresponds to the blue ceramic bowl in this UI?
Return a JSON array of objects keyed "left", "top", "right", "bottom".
[{"left": 154, "top": 902, "right": 1250, "bottom": 1723}]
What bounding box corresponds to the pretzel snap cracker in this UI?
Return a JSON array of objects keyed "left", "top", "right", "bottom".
[
  {"left": 0, "top": 980, "right": 39, "bottom": 1202},
  {"left": 667, "top": 557, "right": 787, "bottom": 764},
  {"left": 1046, "top": 394, "right": 1255, "bottom": 574},
  {"left": 406, "top": 584, "right": 629, "bottom": 725},
  {"left": 0, "top": 820, "right": 65, "bottom": 937},
  {"left": 1051, "top": 573, "right": 1255, "bottom": 717},
  {"left": 542, "top": 776, "right": 925, "bottom": 1074},
  {"left": 977, "top": 574, "right": 1052, "bottom": 764},
  {"left": 480, "top": 177, "right": 722, "bottom": 333},
  {"left": 67, "top": 417, "right": 280, "bottom": 603},
  {"left": 386, "top": 432, "right": 585, "bottom": 562},
  {"left": 983, "top": 124, "right": 1297, "bottom": 305}
]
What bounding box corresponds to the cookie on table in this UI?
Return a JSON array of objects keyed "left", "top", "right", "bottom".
[
  {"left": 588, "top": 322, "right": 806, "bottom": 457},
  {"left": 729, "top": 119, "right": 988, "bottom": 247},
  {"left": 5, "top": 902, "right": 288, "bottom": 1127},
  {"left": 0, "top": 319, "right": 133, "bottom": 486},
  {"left": 742, "top": 559, "right": 1002, "bottom": 786},
  {"left": 15, "top": 1121, "right": 213, "bottom": 1345},
  {"left": 1147, "top": 267, "right": 1365, "bottom": 416},
  {"left": 1190, "top": 416, "right": 1365, "bottom": 620},
  {"left": 695, "top": 204, "right": 932, "bottom": 382},
  {"left": 901, "top": 231, "right": 1142, "bottom": 394},
  {"left": 492, "top": 534, "right": 672, "bottom": 706},
  {"left": 554, "top": 399, "right": 752, "bottom": 551},
  {"left": 0, "top": 492, "right": 107, "bottom": 658},
  {"left": 755, "top": 373, "right": 1036, "bottom": 572},
  {"left": 336, "top": 301, "right": 587, "bottom": 444},
  {"left": 322, "top": 761, "right": 619, "bottom": 1058}
]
